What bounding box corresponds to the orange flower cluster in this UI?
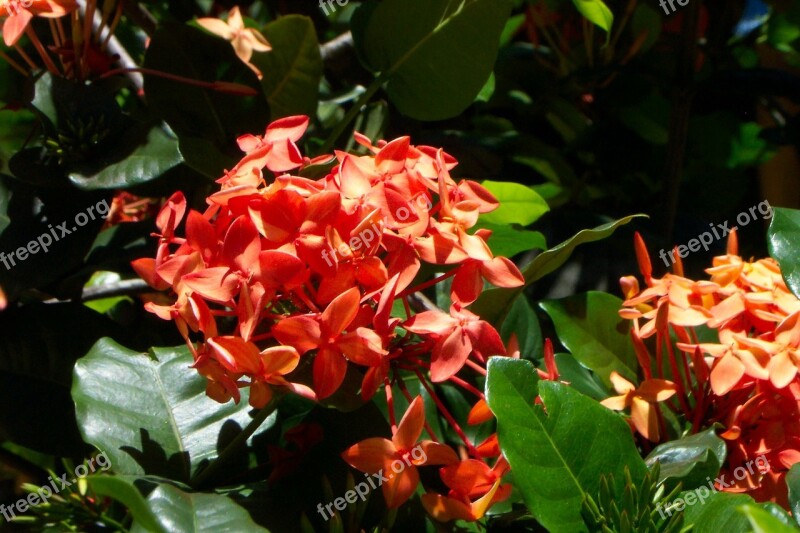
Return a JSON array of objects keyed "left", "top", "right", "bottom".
[
  {"left": 134, "top": 115, "right": 521, "bottom": 519},
  {"left": 619, "top": 231, "right": 800, "bottom": 504}
]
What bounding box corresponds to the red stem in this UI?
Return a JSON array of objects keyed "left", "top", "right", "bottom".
[
  {"left": 448, "top": 375, "right": 484, "bottom": 399},
  {"left": 415, "top": 370, "right": 479, "bottom": 457},
  {"left": 385, "top": 379, "right": 397, "bottom": 433},
  {"left": 396, "top": 268, "right": 459, "bottom": 300}
]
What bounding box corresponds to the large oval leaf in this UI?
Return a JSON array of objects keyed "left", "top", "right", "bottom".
[
  {"left": 485, "top": 357, "right": 647, "bottom": 533},
  {"left": 130, "top": 483, "right": 269, "bottom": 532},
  {"left": 352, "top": 0, "right": 512, "bottom": 120},
  {"left": 479, "top": 180, "right": 550, "bottom": 226},
  {"left": 539, "top": 291, "right": 638, "bottom": 386},
  {"left": 72, "top": 338, "right": 277, "bottom": 482},
  {"left": 143, "top": 23, "right": 270, "bottom": 178},
  {"left": 69, "top": 126, "right": 184, "bottom": 190},
  {"left": 251, "top": 15, "right": 322, "bottom": 119},
  {"left": 768, "top": 207, "right": 800, "bottom": 299}
]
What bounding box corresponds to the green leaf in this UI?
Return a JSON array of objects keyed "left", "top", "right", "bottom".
[
  {"left": 485, "top": 358, "right": 647, "bottom": 533},
  {"left": 143, "top": 23, "right": 270, "bottom": 178},
  {"left": 471, "top": 215, "right": 644, "bottom": 325},
  {"left": 69, "top": 125, "right": 183, "bottom": 190},
  {"left": 88, "top": 475, "right": 166, "bottom": 533},
  {"left": 787, "top": 463, "right": 800, "bottom": 524},
  {"left": 553, "top": 353, "right": 609, "bottom": 401},
  {"left": 645, "top": 428, "right": 726, "bottom": 492},
  {"left": 572, "top": 0, "right": 614, "bottom": 33},
  {"left": 768, "top": 207, "right": 800, "bottom": 299},
  {"left": 130, "top": 484, "right": 269, "bottom": 532},
  {"left": 352, "top": 0, "right": 512, "bottom": 120},
  {"left": 682, "top": 492, "right": 754, "bottom": 533},
  {"left": 252, "top": 15, "right": 322, "bottom": 119},
  {"left": 479, "top": 180, "right": 550, "bottom": 226},
  {"left": 540, "top": 292, "right": 637, "bottom": 386},
  {"left": 523, "top": 214, "right": 647, "bottom": 284},
  {"left": 72, "top": 339, "right": 278, "bottom": 482},
  {"left": 474, "top": 222, "right": 546, "bottom": 258},
  {"left": 740, "top": 504, "right": 800, "bottom": 533},
  {"left": 500, "top": 295, "right": 542, "bottom": 359}
]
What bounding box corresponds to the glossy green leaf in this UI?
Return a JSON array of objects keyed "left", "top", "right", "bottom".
[
  {"left": 88, "top": 475, "right": 166, "bottom": 533},
  {"left": 740, "top": 504, "right": 800, "bottom": 533},
  {"left": 523, "top": 215, "right": 647, "bottom": 283},
  {"left": 540, "top": 291, "right": 638, "bottom": 386},
  {"left": 682, "top": 492, "right": 754, "bottom": 533},
  {"left": 645, "top": 428, "right": 726, "bottom": 492},
  {"left": 72, "top": 338, "right": 277, "bottom": 482},
  {"left": 130, "top": 484, "right": 269, "bottom": 532},
  {"left": 475, "top": 221, "right": 546, "bottom": 258},
  {"left": 480, "top": 180, "right": 550, "bottom": 226},
  {"left": 485, "top": 358, "right": 647, "bottom": 533},
  {"left": 69, "top": 126, "right": 183, "bottom": 190},
  {"left": 768, "top": 207, "right": 800, "bottom": 299},
  {"left": 471, "top": 215, "right": 645, "bottom": 324},
  {"left": 572, "top": 0, "right": 614, "bottom": 33},
  {"left": 352, "top": 0, "right": 512, "bottom": 120},
  {"left": 553, "top": 353, "right": 609, "bottom": 401},
  {"left": 787, "top": 463, "right": 800, "bottom": 524},
  {"left": 252, "top": 15, "right": 322, "bottom": 119}
]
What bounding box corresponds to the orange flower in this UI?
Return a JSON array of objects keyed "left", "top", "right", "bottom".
[
  {"left": 272, "top": 287, "right": 386, "bottom": 398},
  {"left": 1, "top": 0, "right": 76, "bottom": 46},
  {"left": 600, "top": 372, "right": 676, "bottom": 441},
  {"left": 405, "top": 304, "right": 506, "bottom": 382},
  {"left": 422, "top": 458, "right": 511, "bottom": 522},
  {"left": 341, "top": 396, "right": 458, "bottom": 508},
  {"left": 196, "top": 6, "right": 270, "bottom": 78}
]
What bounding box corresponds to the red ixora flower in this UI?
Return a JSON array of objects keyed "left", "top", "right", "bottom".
[
  {"left": 134, "top": 115, "right": 531, "bottom": 518},
  {"left": 341, "top": 396, "right": 458, "bottom": 508},
  {"left": 405, "top": 304, "right": 506, "bottom": 382}
]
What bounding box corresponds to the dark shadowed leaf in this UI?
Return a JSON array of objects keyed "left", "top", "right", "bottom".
[{"left": 352, "top": 0, "right": 512, "bottom": 120}]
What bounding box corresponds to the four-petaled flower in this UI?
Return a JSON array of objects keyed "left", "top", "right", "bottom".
[
  {"left": 197, "top": 6, "right": 271, "bottom": 78},
  {"left": 341, "top": 396, "right": 458, "bottom": 508},
  {"left": 600, "top": 372, "right": 676, "bottom": 442}
]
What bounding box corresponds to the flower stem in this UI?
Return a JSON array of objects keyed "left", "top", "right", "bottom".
[
  {"left": 0, "top": 50, "right": 28, "bottom": 76},
  {"left": 415, "top": 370, "right": 478, "bottom": 457}
]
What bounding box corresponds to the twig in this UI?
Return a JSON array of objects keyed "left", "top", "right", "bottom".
[
  {"left": 41, "top": 278, "right": 152, "bottom": 304},
  {"left": 320, "top": 31, "right": 353, "bottom": 63}
]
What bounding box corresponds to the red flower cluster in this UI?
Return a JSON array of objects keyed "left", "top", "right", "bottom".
[
  {"left": 620, "top": 231, "right": 800, "bottom": 505},
  {"left": 133, "top": 115, "right": 523, "bottom": 518}
]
